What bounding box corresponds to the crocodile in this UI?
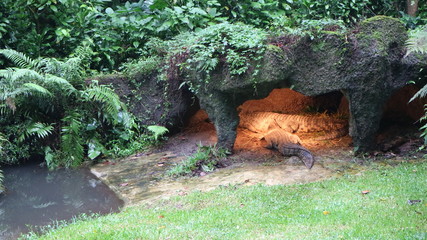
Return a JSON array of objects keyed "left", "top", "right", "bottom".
[
  {"left": 240, "top": 111, "right": 348, "bottom": 140},
  {"left": 263, "top": 129, "right": 314, "bottom": 169}
]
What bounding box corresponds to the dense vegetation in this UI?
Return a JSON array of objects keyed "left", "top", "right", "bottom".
[
  {"left": 0, "top": 0, "right": 426, "bottom": 170},
  {"left": 1, "top": 0, "right": 426, "bottom": 71}
]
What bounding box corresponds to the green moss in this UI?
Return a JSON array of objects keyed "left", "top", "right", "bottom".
[
  {"left": 359, "top": 15, "right": 403, "bottom": 25},
  {"left": 320, "top": 30, "right": 346, "bottom": 37},
  {"left": 266, "top": 44, "right": 283, "bottom": 53},
  {"left": 356, "top": 16, "right": 407, "bottom": 55}
]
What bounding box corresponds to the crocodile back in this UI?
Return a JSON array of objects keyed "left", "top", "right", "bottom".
[
  {"left": 240, "top": 112, "right": 348, "bottom": 140},
  {"left": 263, "top": 129, "right": 302, "bottom": 149}
]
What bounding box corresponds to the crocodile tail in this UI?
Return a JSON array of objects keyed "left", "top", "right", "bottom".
[{"left": 280, "top": 143, "right": 314, "bottom": 169}]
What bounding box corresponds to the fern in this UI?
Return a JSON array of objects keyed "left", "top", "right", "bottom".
[
  {"left": 0, "top": 103, "right": 11, "bottom": 115},
  {"left": 410, "top": 84, "right": 427, "bottom": 102},
  {"left": 147, "top": 125, "right": 169, "bottom": 140},
  {"left": 18, "top": 122, "right": 54, "bottom": 142},
  {"left": 407, "top": 29, "right": 427, "bottom": 102},
  {"left": 61, "top": 113, "right": 84, "bottom": 167},
  {"left": 406, "top": 29, "right": 427, "bottom": 57},
  {"left": 0, "top": 48, "right": 138, "bottom": 167},
  {"left": 83, "top": 83, "right": 126, "bottom": 124},
  {"left": 22, "top": 83, "right": 52, "bottom": 96},
  {"left": 0, "top": 49, "right": 40, "bottom": 70},
  {"left": 40, "top": 57, "right": 84, "bottom": 85},
  {"left": 43, "top": 74, "right": 76, "bottom": 94},
  {"left": 406, "top": 29, "right": 427, "bottom": 144}
]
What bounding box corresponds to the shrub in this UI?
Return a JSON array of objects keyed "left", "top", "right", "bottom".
[
  {"left": 0, "top": 49, "right": 141, "bottom": 168},
  {"left": 167, "top": 144, "right": 228, "bottom": 177}
]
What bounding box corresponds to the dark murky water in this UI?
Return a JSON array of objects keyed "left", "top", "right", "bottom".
[{"left": 0, "top": 161, "right": 123, "bottom": 239}]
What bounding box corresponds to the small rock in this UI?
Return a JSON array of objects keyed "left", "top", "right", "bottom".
[
  {"left": 200, "top": 172, "right": 207, "bottom": 177},
  {"left": 408, "top": 200, "right": 421, "bottom": 205}
]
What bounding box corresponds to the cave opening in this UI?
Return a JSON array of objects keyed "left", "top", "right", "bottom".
[
  {"left": 184, "top": 88, "right": 352, "bottom": 155},
  {"left": 235, "top": 88, "right": 351, "bottom": 154},
  {"left": 183, "top": 86, "right": 425, "bottom": 156}
]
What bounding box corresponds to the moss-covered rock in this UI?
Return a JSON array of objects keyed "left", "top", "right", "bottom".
[
  {"left": 181, "top": 16, "right": 425, "bottom": 154},
  {"left": 94, "top": 73, "right": 196, "bottom": 132},
  {"left": 97, "top": 17, "right": 425, "bottom": 155}
]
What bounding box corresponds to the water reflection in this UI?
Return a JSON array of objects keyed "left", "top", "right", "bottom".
[{"left": 0, "top": 161, "right": 123, "bottom": 239}]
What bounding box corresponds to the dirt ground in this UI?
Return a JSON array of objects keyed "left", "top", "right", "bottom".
[{"left": 90, "top": 116, "right": 425, "bottom": 207}]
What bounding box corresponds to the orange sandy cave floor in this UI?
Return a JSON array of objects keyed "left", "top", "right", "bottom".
[
  {"left": 162, "top": 116, "right": 423, "bottom": 164},
  {"left": 164, "top": 120, "right": 353, "bottom": 160}
]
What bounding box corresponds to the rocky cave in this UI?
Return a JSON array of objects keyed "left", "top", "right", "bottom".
[{"left": 183, "top": 85, "right": 425, "bottom": 159}]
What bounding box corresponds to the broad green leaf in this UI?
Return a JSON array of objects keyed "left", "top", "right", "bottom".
[
  {"left": 149, "top": 0, "right": 168, "bottom": 10},
  {"left": 190, "top": 8, "right": 207, "bottom": 15},
  {"left": 50, "top": 5, "right": 58, "bottom": 12},
  {"left": 105, "top": 7, "right": 114, "bottom": 14}
]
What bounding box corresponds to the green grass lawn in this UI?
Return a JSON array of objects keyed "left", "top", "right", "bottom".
[{"left": 24, "top": 160, "right": 427, "bottom": 240}]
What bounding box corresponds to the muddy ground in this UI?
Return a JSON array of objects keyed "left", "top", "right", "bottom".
[{"left": 90, "top": 119, "right": 425, "bottom": 207}]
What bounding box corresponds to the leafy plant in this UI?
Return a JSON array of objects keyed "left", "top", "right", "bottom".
[
  {"left": 167, "top": 22, "right": 267, "bottom": 93},
  {"left": 406, "top": 28, "right": 427, "bottom": 57},
  {"left": 120, "top": 56, "right": 162, "bottom": 80},
  {"left": 406, "top": 28, "right": 427, "bottom": 143},
  {"left": 147, "top": 125, "right": 169, "bottom": 141},
  {"left": 167, "top": 144, "right": 227, "bottom": 177},
  {"left": 0, "top": 49, "right": 139, "bottom": 167}
]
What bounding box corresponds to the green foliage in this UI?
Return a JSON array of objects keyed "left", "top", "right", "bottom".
[
  {"left": 83, "top": 83, "right": 127, "bottom": 125},
  {"left": 292, "top": 0, "right": 371, "bottom": 24},
  {"left": 18, "top": 122, "right": 54, "bottom": 143},
  {"left": 0, "top": 49, "right": 142, "bottom": 167},
  {"left": 121, "top": 56, "right": 162, "bottom": 79},
  {"left": 2, "top": 0, "right": 413, "bottom": 73},
  {"left": 406, "top": 28, "right": 427, "bottom": 143},
  {"left": 406, "top": 28, "right": 427, "bottom": 58},
  {"left": 148, "top": 0, "right": 226, "bottom": 36},
  {"left": 167, "top": 144, "right": 227, "bottom": 177},
  {"left": 167, "top": 22, "right": 267, "bottom": 92},
  {"left": 146, "top": 125, "right": 169, "bottom": 141},
  {"left": 60, "top": 113, "right": 85, "bottom": 168}
]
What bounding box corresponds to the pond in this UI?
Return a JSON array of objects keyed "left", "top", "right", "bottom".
[{"left": 0, "top": 161, "right": 123, "bottom": 239}]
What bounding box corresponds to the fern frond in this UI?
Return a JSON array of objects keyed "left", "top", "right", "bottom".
[
  {"left": 0, "top": 103, "right": 12, "bottom": 115},
  {"left": 61, "top": 113, "right": 84, "bottom": 167},
  {"left": 7, "top": 68, "right": 44, "bottom": 82},
  {"left": 147, "top": 125, "right": 169, "bottom": 140},
  {"left": 38, "top": 57, "right": 62, "bottom": 76},
  {"left": 83, "top": 84, "right": 125, "bottom": 123},
  {"left": 0, "top": 49, "right": 39, "bottom": 70},
  {"left": 22, "top": 83, "right": 53, "bottom": 97},
  {"left": 18, "top": 122, "right": 54, "bottom": 142},
  {"left": 44, "top": 74, "right": 76, "bottom": 93},
  {"left": 405, "top": 30, "right": 427, "bottom": 57},
  {"left": 410, "top": 83, "right": 427, "bottom": 102},
  {"left": 0, "top": 169, "right": 4, "bottom": 193}
]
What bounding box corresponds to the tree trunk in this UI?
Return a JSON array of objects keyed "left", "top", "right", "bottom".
[{"left": 407, "top": 0, "right": 419, "bottom": 16}]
